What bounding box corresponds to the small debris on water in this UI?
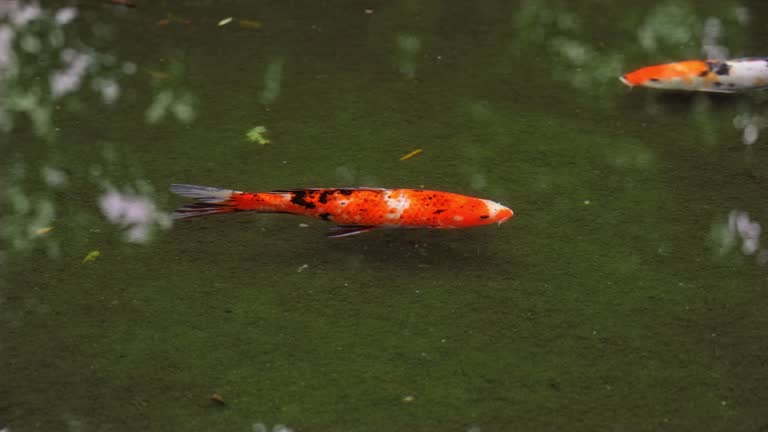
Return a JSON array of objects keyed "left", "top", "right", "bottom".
[
  {"left": 399, "top": 149, "right": 423, "bottom": 161},
  {"left": 218, "top": 17, "right": 233, "bottom": 26},
  {"left": 35, "top": 227, "right": 53, "bottom": 236},
  {"left": 364, "top": 8, "right": 374, "bottom": 14},
  {"left": 210, "top": 393, "right": 226, "bottom": 405},
  {"left": 297, "top": 264, "right": 308, "bottom": 272},
  {"left": 401, "top": 395, "right": 415, "bottom": 403},
  {"left": 298, "top": 223, "right": 309, "bottom": 228}
]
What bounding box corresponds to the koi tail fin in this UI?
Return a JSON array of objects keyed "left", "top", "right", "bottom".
[{"left": 169, "top": 184, "right": 241, "bottom": 219}]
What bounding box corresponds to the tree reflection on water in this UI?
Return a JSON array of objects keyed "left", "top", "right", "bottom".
[
  {"left": 516, "top": 0, "right": 767, "bottom": 265},
  {"left": 0, "top": 1, "right": 136, "bottom": 137},
  {"left": 0, "top": 1, "right": 196, "bottom": 258},
  {"left": 712, "top": 209, "right": 768, "bottom": 266},
  {"left": 1, "top": 0, "right": 766, "bottom": 264}
]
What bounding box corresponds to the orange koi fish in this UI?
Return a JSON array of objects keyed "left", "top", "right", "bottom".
[
  {"left": 620, "top": 58, "right": 768, "bottom": 93},
  {"left": 170, "top": 184, "right": 513, "bottom": 237}
]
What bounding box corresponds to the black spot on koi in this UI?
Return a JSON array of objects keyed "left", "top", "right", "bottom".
[
  {"left": 709, "top": 61, "right": 731, "bottom": 76},
  {"left": 290, "top": 191, "right": 316, "bottom": 209},
  {"left": 318, "top": 190, "right": 332, "bottom": 204}
]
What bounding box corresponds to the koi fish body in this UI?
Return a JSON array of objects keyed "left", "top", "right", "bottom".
[
  {"left": 620, "top": 58, "right": 768, "bottom": 93},
  {"left": 170, "top": 184, "right": 513, "bottom": 237}
]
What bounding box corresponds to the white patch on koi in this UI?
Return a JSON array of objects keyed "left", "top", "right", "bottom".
[
  {"left": 718, "top": 59, "right": 768, "bottom": 90},
  {"left": 483, "top": 199, "right": 505, "bottom": 219},
  {"left": 384, "top": 192, "right": 411, "bottom": 221}
]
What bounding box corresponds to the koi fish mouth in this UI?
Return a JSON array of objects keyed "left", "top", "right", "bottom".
[
  {"left": 619, "top": 75, "right": 633, "bottom": 87},
  {"left": 498, "top": 210, "right": 514, "bottom": 226}
]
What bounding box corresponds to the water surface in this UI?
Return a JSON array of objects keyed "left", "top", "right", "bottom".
[{"left": 2, "top": 1, "right": 768, "bottom": 431}]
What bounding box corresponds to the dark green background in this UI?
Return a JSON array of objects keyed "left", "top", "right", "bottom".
[{"left": 2, "top": 1, "right": 767, "bottom": 431}]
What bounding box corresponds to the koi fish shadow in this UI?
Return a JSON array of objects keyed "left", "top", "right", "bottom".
[
  {"left": 319, "top": 229, "right": 516, "bottom": 272},
  {"left": 628, "top": 91, "right": 751, "bottom": 112}
]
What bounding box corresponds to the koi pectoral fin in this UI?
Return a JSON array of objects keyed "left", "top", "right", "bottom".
[
  {"left": 698, "top": 88, "right": 738, "bottom": 94},
  {"left": 326, "top": 225, "right": 377, "bottom": 238}
]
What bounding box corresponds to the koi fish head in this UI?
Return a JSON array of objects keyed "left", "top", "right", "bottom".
[
  {"left": 484, "top": 200, "right": 514, "bottom": 226},
  {"left": 436, "top": 199, "right": 513, "bottom": 228},
  {"left": 620, "top": 61, "right": 710, "bottom": 90}
]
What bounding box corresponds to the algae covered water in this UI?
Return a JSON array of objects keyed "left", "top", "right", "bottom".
[{"left": 2, "top": 1, "right": 768, "bottom": 431}]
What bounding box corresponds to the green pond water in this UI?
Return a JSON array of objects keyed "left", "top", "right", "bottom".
[{"left": 2, "top": 1, "right": 768, "bottom": 431}]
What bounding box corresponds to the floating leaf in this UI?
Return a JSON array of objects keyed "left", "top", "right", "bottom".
[
  {"left": 81, "top": 250, "right": 101, "bottom": 264},
  {"left": 218, "top": 17, "right": 233, "bottom": 26},
  {"left": 246, "top": 126, "right": 270, "bottom": 145}
]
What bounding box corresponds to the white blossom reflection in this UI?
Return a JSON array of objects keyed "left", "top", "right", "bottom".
[
  {"left": 0, "top": 1, "right": 135, "bottom": 137},
  {"left": 145, "top": 59, "right": 198, "bottom": 124},
  {"left": 712, "top": 209, "right": 768, "bottom": 265},
  {"left": 252, "top": 423, "right": 294, "bottom": 432},
  {"left": 701, "top": 17, "right": 728, "bottom": 59},
  {"left": 50, "top": 48, "right": 91, "bottom": 98},
  {"left": 99, "top": 189, "right": 172, "bottom": 243},
  {"left": 1, "top": 1, "right": 201, "bottom": 263},
  {"left": 733, "top": 113, "right": 767, "bottom": 146},
  {"left": 0, "top": 161, "right": 59, "bottom": 257}
]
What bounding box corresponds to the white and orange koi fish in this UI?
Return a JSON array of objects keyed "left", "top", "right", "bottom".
[
  {"left": 620, "top": 58, "right": 768, "bottom": 93},
  {"left": 170, "top": 184, "right": 514, "bottom": 237}
]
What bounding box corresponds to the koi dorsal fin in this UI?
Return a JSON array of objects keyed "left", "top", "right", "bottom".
[
  {"left": 270, "top": 187, "right": 387, "bottom": 193},
  {"left": 326, "top": 225, "right": 377, "bottom": 238}
]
